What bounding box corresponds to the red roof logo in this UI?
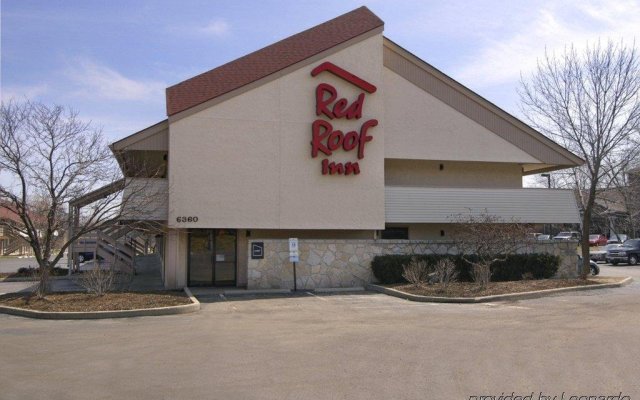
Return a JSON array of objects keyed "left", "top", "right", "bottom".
[{"left": 311, "top": 62, "right": 377, "bottom": 93}]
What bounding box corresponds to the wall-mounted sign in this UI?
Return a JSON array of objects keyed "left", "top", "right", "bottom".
[
  {"left": 251, "top": 242, "right": 264, "bottom": 259},
  {"left": 310, "top": 62, "right": 378, "bottom": 176}
]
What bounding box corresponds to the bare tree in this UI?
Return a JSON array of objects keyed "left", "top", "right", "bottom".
[
  {"left": 450, "top": 211, "right": 532, "bottom": 288},
  {"left": 602, "top": 155, "right": 640, "bottom": 238},
  {"left": 519, "top": 41, "right": 640, "bottom": 278},
  {"left": 0, "top": 100, "right": 162, "bottom": 297}
]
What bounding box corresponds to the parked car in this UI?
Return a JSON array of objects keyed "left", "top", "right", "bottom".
[
  {"left": 528, "top": 233, "right": 542, "bottom": 241},
  {"left": 606, "top": 239, "right": 640, "bottom": 265},
  {"left": 578, "top": 256, "right": 600, "bottom": 275},
  {"left": 553, "top": 231, "right": 580, "bottom": 241},
  {"left": 588, "top": 234, "right": 608, "bottom": 247},
  {"left": 77, "top": 252, "right": 101, "bottom": 263},
  {"left": 77, "top": 249, "right": 109, "bottom": 263},
  {"left": 589, "top": 259, "right": 600, "bottom": 275},
  {"left": 607, "top": 234, "right": 628, "bottom": 245},
  {"left": 537, "top": 234, "right": 551, "bottom": 241},
  {"left": 590, "top": 243, "right": 621, "bottom": 262}
]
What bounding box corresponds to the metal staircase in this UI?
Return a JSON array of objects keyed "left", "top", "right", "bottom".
[
  {"left": 2, "top": 237, "right": 31, "bottom": 256},
  {"left": 73, "top": 226, "right": 142, "bottom": 274}
]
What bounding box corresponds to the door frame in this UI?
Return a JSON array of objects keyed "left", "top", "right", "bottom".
[{"left": 187, "top": 229, "right": 237, "bottom": 287}]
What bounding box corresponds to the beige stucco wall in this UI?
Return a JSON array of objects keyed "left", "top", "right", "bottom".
[
  {"left": 168, "top": 34, "right": 385, "bottom": 231},
  {"left": 385, "top": 159, "right": 523, "bottom": 188},
  {"left": 383, "top": 67, "right": 541, "bottom": 164},
  {"left": 250, "top": 229, "right": 374, "bottom": 239}
]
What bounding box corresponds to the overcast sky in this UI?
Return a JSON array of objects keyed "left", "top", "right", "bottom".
[{"left": 2, "top": 0, "right": 639, "bottom": 144}]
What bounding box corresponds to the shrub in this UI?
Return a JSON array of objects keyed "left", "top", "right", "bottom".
[
  {"left": 433, "top": 258, "right": 458, "bottom": 290},
  {"left": 371, "top": 255, "right": 413, "bottom": 284},
  {"left": 490, "top": 253, "right": 560, "bottom": 281},
  {"left": 402, "top": 257, "right": 432, "bottom": 287},
  {"left": 17, "top": 266, "right": 35, "bottom": 275},
  {"left": 15, "top": 266, "right": 67, "bottom": 277},
  {"left": 371, "top": 253, "right": 560, "bottom": 284},
  {"left": 77, "top": 266, "right": 115, "bottom": 296}
]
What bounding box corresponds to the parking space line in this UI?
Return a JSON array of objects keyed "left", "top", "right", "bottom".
[{"left": 305, "top": 291, "right": 329, "bottom": 301}]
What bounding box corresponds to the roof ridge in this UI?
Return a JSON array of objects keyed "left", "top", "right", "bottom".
[{"left": 166, "top": 6, "right": 384, "bottom": 116}]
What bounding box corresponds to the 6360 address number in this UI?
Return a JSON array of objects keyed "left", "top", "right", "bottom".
[{"left": 176, "top": 216, "right": 198, "bottom": 223}]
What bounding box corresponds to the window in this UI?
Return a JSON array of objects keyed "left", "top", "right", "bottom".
[{"left": 381, "top": 227, "right": 408, "bottom": 239}]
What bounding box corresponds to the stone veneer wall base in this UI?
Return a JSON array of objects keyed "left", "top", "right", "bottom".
[{"left": 247, "top": 239, "right": 579, "bottom": 290}]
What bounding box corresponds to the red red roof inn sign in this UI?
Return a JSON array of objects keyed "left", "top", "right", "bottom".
[{"left": 310, "top": 62, "right": 378, "bottom": 176}]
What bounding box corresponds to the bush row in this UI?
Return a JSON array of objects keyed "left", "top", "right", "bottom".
[{"left": 371, "top": 253, "right": 560, "bottom": 284}]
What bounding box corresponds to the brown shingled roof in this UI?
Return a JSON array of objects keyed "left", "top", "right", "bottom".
[{"left": 165, "top": 6, "right": 384, "bottom": 116}]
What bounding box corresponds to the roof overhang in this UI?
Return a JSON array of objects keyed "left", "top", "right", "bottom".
[{"left": 109, "top": 120, "right": 168, "bottom": 173}]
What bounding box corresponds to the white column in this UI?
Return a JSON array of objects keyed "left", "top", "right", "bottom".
[{"left": 164, "top": 228, "right": 188, "bottom": 289}]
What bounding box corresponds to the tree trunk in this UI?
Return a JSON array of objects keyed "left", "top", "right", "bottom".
[
  {"left": 581, "top": 198, "right": 595, "bottom": 280},
  {"left": 580, "top": 224, "right": 591, "bottom": 279},
  {"left": 35, "top": 260, "right": 51, "bottom": 298}
]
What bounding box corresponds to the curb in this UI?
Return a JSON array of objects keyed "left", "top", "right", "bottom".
[
  {"left": 313, "top": 287, "right": 365, "bottom": 293},
  {"left": 189, "top": 287, "right": 366, "bottom": 298},
  {"left": 224, "top": 288, "right": 291, "bottom": 296},
  {"left": 0, "top": 287, "right": 200, "bottom": 320},
  {"left": 366, "top": 277, "right": 633, "bottom": 303}
]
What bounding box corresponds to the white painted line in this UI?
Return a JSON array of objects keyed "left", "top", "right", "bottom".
[
  {"left": 314, "top": 287, "right": 365, "bottom": 293},
  {"left": 306, "top": 291, "right": 328, "bottom": 301}
]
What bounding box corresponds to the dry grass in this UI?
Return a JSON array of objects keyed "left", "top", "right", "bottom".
[
  {"left": 0, "top": 291, "right": 192, "bottom": 312},
  {"left": 388, "top": 278, "right": 620, "bottom": 298}
]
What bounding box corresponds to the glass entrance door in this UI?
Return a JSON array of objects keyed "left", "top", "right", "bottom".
[
  {"left": 188, "top": 230, "right": 214, "bottom": 286},
  {"left": 213, "top": 229, "right": 236, "bottom": 286},
  {"left": 188, "top": 229, "right": 236, "bottom": 286}
]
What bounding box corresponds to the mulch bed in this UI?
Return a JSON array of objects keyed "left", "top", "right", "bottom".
[
  {"left": 388, "top": 278, "right": 618, "bottom": 298},
  {"left": 0, "top": 291, "right": 192, "bottom": 312}
]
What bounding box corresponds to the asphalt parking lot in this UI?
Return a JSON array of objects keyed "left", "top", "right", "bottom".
[{"left": 1, "top": 264, "right": 639, "bottom": 400}]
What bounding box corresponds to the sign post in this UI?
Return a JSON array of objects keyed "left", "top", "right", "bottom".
[{"left": 289, "top": 238, "right": 299, "bottom": 291}]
